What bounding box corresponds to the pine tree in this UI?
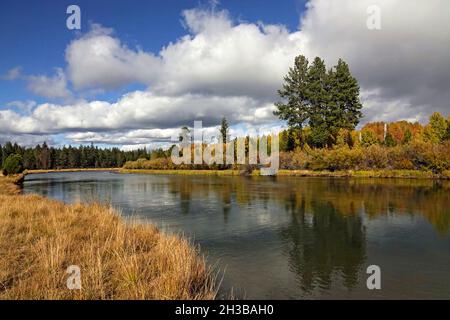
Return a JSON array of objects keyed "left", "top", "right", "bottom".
[
  {"left": 384, "top": 132, "right": 397, "bottom": 147},
  {"left": 219, "top": 117, "right": 229, "bottom": 143},
  {"left": 274, "top": 55, "right": 310, "bottom": 145},
  {"left": 275, "top": 55, "right": 363, "bottom": 148},
  {"left": 327, "top": 59, "right": 363, "bottom": 140}
]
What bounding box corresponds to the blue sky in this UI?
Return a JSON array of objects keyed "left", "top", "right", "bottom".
[
  {"left": 0, "top": 1, "right": 448, "bottom": 149},
  {"left": 0, "top": 0, "right": 306, "bottom": 106}
]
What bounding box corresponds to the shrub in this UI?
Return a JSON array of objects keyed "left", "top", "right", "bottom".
[
  {"left": 387, "top": 146, "right": 414, "bottom": 169},
  {"left": 2, "top": 154, "right": 24, "bottom": 176},
  {"left": 403, "top": 140, "right": 450, "bottom": 172},
  {"left": 279, "top": 149, "right": 309, "bottom": 169},
  {"left": 361, "top": 130, "right": 378, "bottom": 147},
  {"left": 362, "top": 145, "right": 388, "bottom": 169},
  {"left": 123, "top": 157, "right": 175, "bottom": 170}
]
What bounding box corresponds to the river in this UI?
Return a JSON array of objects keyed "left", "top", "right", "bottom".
[{"left": 23, "top": 171, "right": 450, "bottom": 299}]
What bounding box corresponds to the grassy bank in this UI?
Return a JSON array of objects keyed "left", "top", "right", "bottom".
[
  {"left": 120, "top": 168, "right": 450, "bottom": 179},
  {"left": 120, "top": 168, "right": 259, "bottom": 176},
  {"left": 276, "top": 169, "right": 450, "bottom": 179},
  {"left": 0, "top": 175, "right": 216, "bottom": 299}
]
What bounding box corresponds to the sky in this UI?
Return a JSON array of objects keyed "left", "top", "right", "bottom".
[{"left": 0, "top": 0, "right": 449, "bottom": 149}]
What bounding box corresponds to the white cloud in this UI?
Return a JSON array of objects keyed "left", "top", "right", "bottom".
[
  {"left": 66, "top": 128, "right": 179, "bottom": 145},
  {"left": 0, "top": 91, "right": 275, "bottom": 135},
  {"left": 63, "top": 12, "right": 304, "bottom": 100},
  {"left": 26, "top": 68, "right": 72, "bottom": 99},
  {"left": 66, "top": 24, "right": 160, "bottom": 90}
]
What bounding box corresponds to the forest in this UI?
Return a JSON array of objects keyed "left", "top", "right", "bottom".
[{"left": 0, "top": 142, "right": 168, "bottom": 173}]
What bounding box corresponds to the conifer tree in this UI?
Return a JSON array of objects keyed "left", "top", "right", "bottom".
[
  {"left": 274, "top": 55, "right": 310, "bottom": 146},
  {"left": 275, "top": 55, "right": 363, "bottom": 148}
]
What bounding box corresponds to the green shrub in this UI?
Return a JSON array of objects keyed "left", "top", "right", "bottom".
[
  {"left": 2, "top": 154, "right": 24, "bottom": 176},
  {"left": 361, "top": 130, "right": 378, "bottom": 147}
]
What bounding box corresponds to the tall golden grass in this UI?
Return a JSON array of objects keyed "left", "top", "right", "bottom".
[{"left": 0, "top": 175, "right": 217, "bottom": 299}]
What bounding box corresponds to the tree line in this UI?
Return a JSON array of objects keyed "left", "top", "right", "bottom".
[{"left": 0, "top": 142, "right": 169, "bottom": 174}]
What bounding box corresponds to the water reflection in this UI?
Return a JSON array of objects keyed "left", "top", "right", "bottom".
[
  {"left": 24, "top": 172, "right": 450, "bottom": 299},
  {"left": 281, "top": 198, "right": 366, "bottom": 293}
]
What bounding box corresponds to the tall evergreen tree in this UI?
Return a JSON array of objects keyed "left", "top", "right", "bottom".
[
  {"left": 274, "top": 55, "right": 310, "bottom": 146},
  {"left": 275, "top": 55, "right": 363, "bottom": 148},
  {"left": 219, "top": 117, "right": 229, "bottom": 143},
  {"left": 331, "top": 59, "right": 363, "bottom": 131}
]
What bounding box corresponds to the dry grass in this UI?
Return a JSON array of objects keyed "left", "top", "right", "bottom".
[
  {"left": 120, "top": 168, "right": 244, "bottom": 176},
  {"left": 0, "top": 174, "right": 23, "bottom": 195},
  {"left": 0, "top": 175, "right": 217, "bottom": 299},
  {"left": 276, "top": 169, "right": 445, "bottom": 179}
]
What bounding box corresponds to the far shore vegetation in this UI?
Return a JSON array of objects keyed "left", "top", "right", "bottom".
[{"left": 0, "top": 174, "right": 217, "bottom": 299}]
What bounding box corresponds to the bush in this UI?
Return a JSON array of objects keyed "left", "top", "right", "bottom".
[
  {"left": 387, "top": 146, "right": 414, "bottom": 169},
  {"left": 123, "top": 157, "right": 174, "bottom": 170},
  {"left": 363, "top": 145, "right": 388, "bottom": 169},
  {"left": 405, "top": 141, "right": 450, "bottom": 172},
  {"left": 305, "top": 147, "right": 364, "bottom": 171},
  {"left": 2, "top": 154, "right": 24, "bottom": 176},
  {"left": 279, "top": 149, "right": 309, "bottom": 169}
]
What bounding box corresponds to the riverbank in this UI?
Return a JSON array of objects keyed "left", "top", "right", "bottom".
[
  {"left": 0, "top": 174, "right": 216, "bottom": 299},
  {"left": 120, "top": 168, "right": 255, "bottom": 176},
  {"left": 119, "top": 168, "right": 450, "bottom": 179}
]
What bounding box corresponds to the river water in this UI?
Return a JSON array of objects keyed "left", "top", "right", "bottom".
[{"left": 23, "top": 172, "right": 450, "bottom": 299}]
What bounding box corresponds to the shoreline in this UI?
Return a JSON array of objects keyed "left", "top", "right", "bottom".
[
  {"left": 0, "top": 174, "right": 217, "bottom": 300},
  {"left": 23, "top": 168, "right": 450, "bottom": 179},
  {"left": 119, "top": 168, "right": 450, "bottom": 179},
  {"left": 21, "top": 167, "right": 450, "bottom": 180}
]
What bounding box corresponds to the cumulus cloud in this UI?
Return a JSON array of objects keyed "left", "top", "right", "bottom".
[
  {"left": 66, "top": 128, "right": 179, "bottom": 145},
  {"left": 66, "top": 24, "right": 160, "bottom": 90},
  {"left": 63, "top": 12, "right": 304, "bottom": 101},
  {"left": 26, "top": 68, "right": 72, "bottom": 99},
  {"left": 0, "top": 91, "right": 275, "bottom": 136}
]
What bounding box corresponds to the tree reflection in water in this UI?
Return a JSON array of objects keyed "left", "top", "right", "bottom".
[{"left": 281, "top": 196, "right": 366, "bottom": 293}]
